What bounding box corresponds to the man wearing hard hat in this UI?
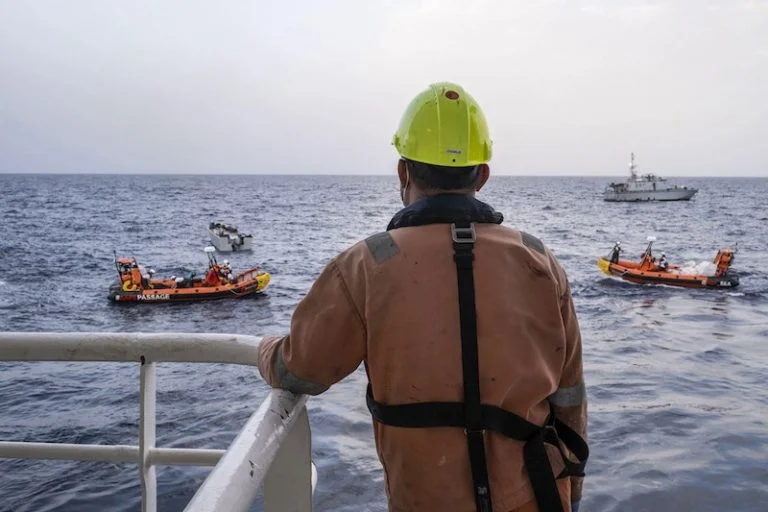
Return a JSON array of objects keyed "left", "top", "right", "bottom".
[{"left": 258, "top": 82, "right": 589, "bottom": 512}]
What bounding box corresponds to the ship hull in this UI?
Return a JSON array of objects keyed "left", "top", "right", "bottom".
[
  {"left": 208, "top": 231, "right": 254, "bottom": 252},
  {"left": 603, "top": 188, "right": 698, "bottom": 202}
]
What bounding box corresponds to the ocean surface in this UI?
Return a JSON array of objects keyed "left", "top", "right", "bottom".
[{"left": 1, "top": 174, "right": 767, "bottom": 512}]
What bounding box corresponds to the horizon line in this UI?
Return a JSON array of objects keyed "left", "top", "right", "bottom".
[{"left": 1, "top": 172, "right": 766, "bottom": 179}]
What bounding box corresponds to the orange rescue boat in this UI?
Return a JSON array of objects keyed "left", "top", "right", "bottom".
[
  {"left": 597, "top": 238, "right": 739, "bottom": 289},
  {"left": 109, "top": 247, "right": 270, "bottom": 303}
]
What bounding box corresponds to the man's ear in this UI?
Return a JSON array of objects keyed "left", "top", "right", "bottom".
[
  {"left": 475, "top": 164, "right": 490, "bottom": 191},
  {"left": 397, "top": 159, "right": 408, "bottom": 186}
]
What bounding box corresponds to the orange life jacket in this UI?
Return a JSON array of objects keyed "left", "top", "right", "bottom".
[{"left": 204, "top": 268, "right": 220, "bottom": 286}]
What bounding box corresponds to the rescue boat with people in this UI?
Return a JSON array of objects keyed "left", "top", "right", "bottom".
[
  {"left": 109, "top": 246, "right": 270, "bottom": 303},
  {"left": 597, "top": 237, "right": 739, "bottom": 289}
]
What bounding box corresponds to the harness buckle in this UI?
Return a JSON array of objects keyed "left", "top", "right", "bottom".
[
  {"left": 539, "top": 416, "right": 567, "bottom": 469},
  {"left": 541, "top": 414, "right": 558, "bottom": 441},
  {"left": 451, "top": 223, "right": 476, "bottom": 243}
]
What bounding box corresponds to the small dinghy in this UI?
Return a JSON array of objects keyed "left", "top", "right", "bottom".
[
  {"left": 208, "top": 221, "right": 253, "bottom": 252},
  {"left": 597, "top": 238, "right": 738, "bottom": 289},
  {"left": 110, "top": 247, "right": 270, "bottom": 303}
]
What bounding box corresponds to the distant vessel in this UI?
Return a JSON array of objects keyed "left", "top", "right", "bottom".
[
  {"left": 208, "top": 221, "right": 253, "bottom": 252},
  {"left": 603, "top": 153, "right": 698, "bottom": 202}
]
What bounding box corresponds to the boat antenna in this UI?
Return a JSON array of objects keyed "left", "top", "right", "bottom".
[{"left": 629, "top": 152, "right": 637, "bottom": 179}]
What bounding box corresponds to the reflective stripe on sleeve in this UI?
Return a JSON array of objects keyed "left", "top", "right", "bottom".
[
  {"left": 275, "top": 349, "right": 329, "bottom": 396},
  {"left": 549, "top": 382, "right": 586, "bottom": 407}
]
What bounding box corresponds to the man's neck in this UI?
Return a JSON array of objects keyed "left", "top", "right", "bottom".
[{"left": 406, "top": 189, "right": 476, "bottom": 206}]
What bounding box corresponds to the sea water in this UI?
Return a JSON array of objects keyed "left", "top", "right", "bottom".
[{"left": 1, "top": 174, "right": 766, "bottom": 511}]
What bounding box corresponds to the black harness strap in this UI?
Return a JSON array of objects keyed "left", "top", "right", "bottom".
[
  {"left": 451, "top": 222, "right": 493, "bottom": 512},
  {"left": 365, "top": 222, "right": 588, "bottom": 512},
  {"left": 524, "top": 423, "right": 565, "bottom": 511}
]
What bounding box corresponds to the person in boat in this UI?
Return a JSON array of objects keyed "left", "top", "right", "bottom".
[
  {"left": 658, "top": 253, "right": 668, "bottom": 270},
  {"left": 204, "top": 264, "right": 221, "bottom": 286},
  {"left": 139, "top": 266, "right": 154, "bottom": 288},
  {"left": 256, "top": 82, "right": 588, "bottom": 512},
  {"left": 610, "top": 241, "right": 622, "bottom": 263},
  {"left": 129, "top": 262, "right": 142, "bottom": 290},
  {"left": 219, "top": 259, "right": 234, "bottom": 283}
]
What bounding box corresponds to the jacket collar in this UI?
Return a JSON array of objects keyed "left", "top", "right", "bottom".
[{"left": 387, "top": 194, "right": 504, "bottom": 231}]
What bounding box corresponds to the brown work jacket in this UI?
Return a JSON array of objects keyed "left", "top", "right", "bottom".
[{"left": 258, "top": 209, "right": 587, "bottom": 512}]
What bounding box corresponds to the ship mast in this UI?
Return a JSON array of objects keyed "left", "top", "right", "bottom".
[{"left": 629, "top": 152, "right": 637, "bottom": 179}]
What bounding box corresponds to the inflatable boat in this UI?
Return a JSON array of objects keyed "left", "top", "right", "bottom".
[
  {"left": 109, "top": 247, "right": 270, "bottom": 303},
  {"left": 597, "top": 239, "right": 738, "bottom": 289}
]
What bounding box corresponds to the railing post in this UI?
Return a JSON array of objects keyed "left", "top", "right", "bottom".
[
  {"left": 0, "top": 333, "right": 318, "bottom": 512},
  {"left": 264, "top": 406, "right": 313, "bottom": 512},
  {"left": 140, "top": 356, "right": 157, "bottom": 512}
]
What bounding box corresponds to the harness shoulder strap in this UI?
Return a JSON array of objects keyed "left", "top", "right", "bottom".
[{"left": 451, "top": 222, "right": 493, "bottom": 512}]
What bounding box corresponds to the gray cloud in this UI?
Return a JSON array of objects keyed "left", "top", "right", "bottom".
[{"left": 1, "top": 0, "right": 766, "bottom": 176}]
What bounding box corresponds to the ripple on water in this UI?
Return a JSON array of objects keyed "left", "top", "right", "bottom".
[{"left": 0, "top": 175, "right": 767, "bottom": 511}]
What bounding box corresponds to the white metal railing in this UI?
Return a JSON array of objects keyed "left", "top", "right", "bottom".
[{"left": 0, "top": 332, "right": 316, "bottom": 512}]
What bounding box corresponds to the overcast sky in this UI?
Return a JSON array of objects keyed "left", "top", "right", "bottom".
[{"left": 1, "top": 1, "right": 766, "bottom": 176}]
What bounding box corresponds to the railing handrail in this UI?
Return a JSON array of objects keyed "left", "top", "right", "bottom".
[
  {"left": 0, "top": 331, "right": 262, "bottom": 365},
  {"left": 0, "top": 331, "right": 315, "bottom": 512}
]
